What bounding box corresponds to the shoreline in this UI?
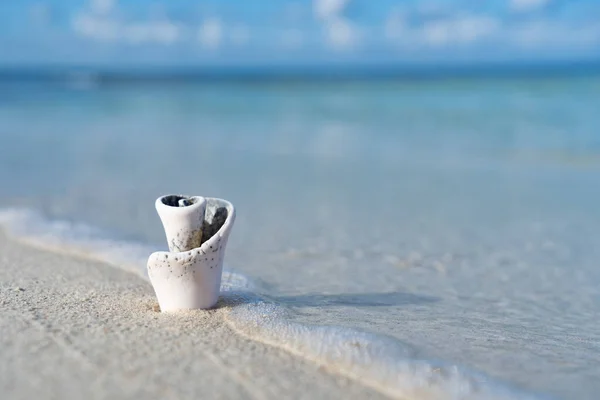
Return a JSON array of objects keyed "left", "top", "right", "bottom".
[
  {"left": 0, "top": 230, "right": 384, "bottom": 400},
  {"left": 0, "top": 209, "right": 543, "bottom": 400}
]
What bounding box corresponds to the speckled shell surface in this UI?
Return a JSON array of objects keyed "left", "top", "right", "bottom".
[
  {"left": 148, "top": 197, "right": 235, "bottom": 311},
  {"left": 155, "top": 195, "right": 207, "bottom": 253}
]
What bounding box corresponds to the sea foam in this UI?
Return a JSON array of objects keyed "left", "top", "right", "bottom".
[{"left": 0, "top": 208, "right": 543, "bottom": 400}]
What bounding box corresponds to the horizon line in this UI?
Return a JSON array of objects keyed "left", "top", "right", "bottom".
[{"left": 1, "top": 60, "right": 599, "bottom": 83}]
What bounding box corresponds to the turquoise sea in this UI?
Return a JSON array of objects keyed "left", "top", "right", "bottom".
[{"left": 1, "top": 72, "right": 599, "bottom": 399}]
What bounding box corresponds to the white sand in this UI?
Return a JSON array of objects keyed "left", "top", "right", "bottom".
[{"left": 0, "top": 230, "right": 385, "bottom": 400}]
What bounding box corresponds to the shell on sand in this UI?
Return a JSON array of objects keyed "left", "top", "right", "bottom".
[
  {"left": 148, "top": 196, "right": 235, "bottom": 311},
  {"left": 155, "top": 195, "right": 207, "bottom": 253}
]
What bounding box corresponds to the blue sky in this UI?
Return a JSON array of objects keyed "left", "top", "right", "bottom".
[{"left": 1, "top": 0, "right": 599, "bottom": 66}]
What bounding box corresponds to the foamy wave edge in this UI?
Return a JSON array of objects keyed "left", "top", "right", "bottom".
[{"left": 0, "top": 208, "right": 543, "bottom": 400}]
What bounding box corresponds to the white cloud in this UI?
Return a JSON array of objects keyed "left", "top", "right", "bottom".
[
  {"left": 73, "top": 0, "right": 181, "bottom": 46},
  {"left": 383, "top": 7, "right": 599, "bottom": 52},
  {"left": 73, "top": 15, "right": 181, "bottom": 44},
  {"left": 509, "top": 0, "right": 550, "bottom": 13},
  {"left": 314, "top": 0, "right": 356, "bottom": 49},
  {"left": 314, "top": 0, "right": 349, "bottom": 20},
  {"left": 421, "top": 15, "right": 500, "bottom": 45},
  {"left": 384, "top": 6, "right": 504, "bottom": 48},
  {"left": 198, "top": 18, "right": 222, "bottom": 49},
  {"left": 72, "top": 13, "right": 119, "bottom": 42},
  {"left": 325, "top": 17, "right": 359, "bottom": 49},
  {"left": 149, "top": 21, "right": 180, "bottom": 45},
  {"left": 67, "top": 0, "right": 598, "bottom": 57},
  {"left": 90, "top": 0, "right": 115, "bottom": 16}
]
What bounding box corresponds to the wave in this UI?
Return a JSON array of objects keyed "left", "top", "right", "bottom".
[
  {"left": 0, "top": 208, "right": 250, "bottom": 291},
  {"left": 0, "top": 208, "right": 543, "bottom": 400}
]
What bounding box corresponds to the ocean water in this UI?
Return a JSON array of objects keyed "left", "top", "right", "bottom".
[{"left": 1, "top": 74, "right": 599, "bottom": 399}]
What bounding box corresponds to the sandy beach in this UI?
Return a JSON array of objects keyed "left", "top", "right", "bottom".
[{"left": 0, "top": 230, "right": 385, "bottom": 400}]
